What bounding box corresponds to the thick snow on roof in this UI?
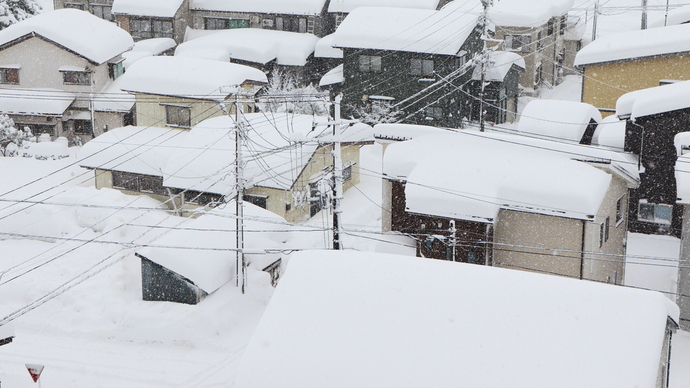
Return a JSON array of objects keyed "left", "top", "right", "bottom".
[
  {"left": 119, "top": 56, "right": 268, "bottom": 101},
  {"left": 328, "top": 0, "right": 440, "bottom": 13},
  {"left": 472, "top": 50, "right": 525, "bottom": 81},
  {"left": 616, "top": 80, "right": 690, "bottom": 119},
  {"left": 135, "top": 203, "right": 290, "bottom": 294},
  {"left": 0, "top": 88, "right": 74, "bottom": 116},
  {"left": 112, "top": 0, "right": 185, "bottom": 17},
  {"left": 165, "top": 114, "right": 372, "bottom": 194},
  {"left": 189, "top": 0, "right": 328, "bottom": 15},
  {"left": 130, "top": 38, "right": 176, "bottom": 54},
  {"left": 656, "top": 4, "right": 690, "bottom": 26},
  {"left": 175, "top": 29, "right": 319, "bottom": 66},
  {"left": 592, "top": 114, "right": 626, "bottom": 149},
  {"left": 314, "top": 34, "right": 342, "bottom": 58},
  {"left": 235, "top": 250, "right": 679, "bottom": 388},
  {"left": 94, "top": 77, "right": 135, "bottom": 113},
  {"left": 518, "top": 99, "right": 601, "bottom": 142},
  {"left": 332, "top": 6, "right": 479, "bottom": 55},
  {"left": 488, "top": 0, "right": 574, "bottom": 27},
  {"left": 574, "top": 23, "right": 690, "bottom": 66},
  {"left": 0, "top": 9, "right": 133, "bottom": 64},
  {"left": 78, "top": 126, "right": 187, "bottom": 177},
  {"left": 319, "top": 64, "right": 343, "bottom": 87}
]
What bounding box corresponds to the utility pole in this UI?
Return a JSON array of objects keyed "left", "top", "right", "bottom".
[
  {"left": 641, "top": 0, "right": 648, "bottom": 29},
  {"left": 479, "top": 0, "right": 492, "bottom": 132},
  {"left": 664, "top": 0, "right": 670, "bottom": 26},
  {"left": 235, "top": 94, "right": 246, "bottom": 294},
  {"left": 331, "top": 94, "right": 344, "bottom": 250},
  {"left": 592, "top": 0, "right": 599, "bottom": 41},
  {"left": 449, "top": 220, "right": 457, "bottom": 262}
]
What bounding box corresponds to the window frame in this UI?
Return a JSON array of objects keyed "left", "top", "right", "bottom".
[
  {"left": 163, "top": 104, "right": 192, "bottom": 128},
  {"left": 130, "top": 17, "right": 173, "bottom": 40},
  {"left": 0, "top": 67, "right": 19, "bottom": 84},
  {"left": 638, "top": 200, "right": 673, "bottom": 225},
  {"left": 505, "top": 34, "right": 531, "bottom": 53},
  {"left": 615, "top": 194, "right": 626, "bottom": 226},
  {"left": 243, "top": 194, "right": 268, "bottom": 209},
  {"left": 73, "top": 119, "right": 93, "bottom": 135},
  {"left": 358, "top": 55, "right": 382, "bottom": 73},
  {"left": 204, "top": 17, "right": 231, "bottom": 30},
  {"left": 61, "top": 70, "right": 91, "bottom": 86},
  {"left": 91, "top": 4, "right": 114, "bottom": 21},
  {"left": 410, "top": 58, "right": 434, "bottom": 76}
]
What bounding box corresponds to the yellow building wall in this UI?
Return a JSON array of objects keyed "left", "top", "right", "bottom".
[{"left": 581, "top": 54, "right": 690, "bottom": 116}]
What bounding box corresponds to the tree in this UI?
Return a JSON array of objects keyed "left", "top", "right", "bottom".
[
  {"left": 0, "top": 0, "right": 41, "bottom": 30},
  {"left": 346, "top": 99, "right": 404, "bottom": 126},
  {"left": 256, "top": 69, "right": 329, "bottom": 116},
  {"left": 0, "top": 114, "right": 34, "bottom": 156}
]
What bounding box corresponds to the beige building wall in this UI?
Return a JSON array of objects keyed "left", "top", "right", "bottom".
[
  {"left": 133, "top": 94, "right": 227, "bottom": 129},
  {"left": 581, "top": 54, "right": 690, "bottom": 116}
]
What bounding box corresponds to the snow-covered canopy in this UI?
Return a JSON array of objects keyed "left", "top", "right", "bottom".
[
  {"left": 78, "top": 126, "right": 187, "bottom": 177},
  {"left": 592, "top": 114, "right": 626, "bottom": 149},
  {"left": 382, "top": 127, "right": 640, "bottom": 222},
  {"left": 331, "top": 6, "right": 479, "bottom": 55},
  {"left": 0, "top": 88, "right": 74, "bottom": 116},
  {"left": 235, "top": 250, "right": 679, "bottom": 388},
  {"left": 319, "top": 64, "right": 343, "bottom": 87},
  {"left": 175, "top": 29, "right": 319, "bottom": 67},
  {"left": 189, "top": 0, "right": 328, "bottom": 15},
  {"left": 328, "top": 0, "right": 440, "bottom": 13},
  {"left": 616, "top": 80, "right": 690, "bottom": 119},
  {"left": 0, "top": 9, "right": 133, "bottom": 64},
  {"left": 112, "top": 0, "right": 185, "bottom": 17},
  {"left": 94, "top": 76, "right": 136, "bottom": 113},
  {"left": 518, "top": 99, "right": 601, "bottom": 142},
  {"left": 487, "top": 0, "right": 574, "bottom": 27},
  {"left": 119, "top": 56, "right": 268, "bottom": 101},
  {"left": 314, "top": 34, "right": 342, "bottom": 58},
  {"left": 135, "top": 203, "right": 291, "bottom": 294},
  {"left": 472, "top": 50, "right": 525, "bottom": 81},
  {"left": 574, "top": 22, "right": 690, "bottom": 66}
]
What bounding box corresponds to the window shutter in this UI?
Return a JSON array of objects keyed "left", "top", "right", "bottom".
[
  {"left": 505, "top": 35, "right": 513, "bottom": 51},
  {"left": 521, "top": 35, "right": 531, "bottom": 53}
]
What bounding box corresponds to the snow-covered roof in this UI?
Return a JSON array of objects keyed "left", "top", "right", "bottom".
[
  {"left": 616, "top": 80, "right": 690, "bottom": 119},
  {"left": 518, "top": 99, "right": 601, "bottom": 143},
  {"left": 592, "top": 114, "right": 626, "bottom": 149},
  {"left": 189, "top": 0, "right": 328, "bottom": 15},
  {"left": 574, "top": 22, "right": 690, "bottom": 66},
  {"left": 472, "top": 50, "right": 525, "bottom": 82},
  {"left": 0, "top": 88, "right": 74, "bottom": 116},
  {"left": 382, "top": 127, "right": 639, "bottom": 222},
  {"left": 112, "top": 0, "right": 185, "bottom": 17},
  {"left": 131, "top": 38, "right": 177, "bottom": 55},
  {"left": 119, "top": 56, "right": 268, "bottom": 101},
  {"left": 331, "top": 6, "right": 479, "bottom": 55},
  {"left": 135, "top": 203, "right": 290, "bottom": 294},
  {"left": 487, "top": 0, "right": 574, "bottom": 27},
  {"left": 328, "top": 0, "right": 440, "bottom": 13},
  {"left": 0, "top": 9, "right": 133, "bottom": 64},
  {"left": 175, "top": 29, "right": 319, "bottom": 67},
  {"left": 319, "top": 64, "right": 343, "bottom": 87},
  {"left": 78, "top": 126, "right": 188, "bottom": 176},
  {"left": 235, "top": 250, "right": 679, "bottom": 388},
  {"left": 314, "top": 34, "right": 342, "bottom": 58},
  {"left": 657, "top": 4, "right": 690, "bottom": 26},
  {"left": 94, "top": 77, "right": 136, "bottom": 113}
]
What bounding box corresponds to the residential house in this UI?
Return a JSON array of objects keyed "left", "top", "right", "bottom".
[
  {"left": 111, "top": 0, "right": 191, "bottom": 44},
  {"left": 174, "top": 29, "right": 320, "bottom": 85},
  {"left": 467, "top": 51, "right": 525, "bottom": 123},
  {"left": 0, "top": 9, "right": 134, "bottom": 142},
  {"left": 616, "top": 81, "right": 690, "bottom": 238},
  {"left": 380, "top": 126, "right": 638, "bottom": 284},
  {"left": 575, "top": 23, "right": 690, "bottom": 116},
  {"left": 674, "top": 141, "right": 690, "bottom": 331},
  {"left": 135, "top": 204, "right": 291, "bottom": 304},
  {"left": 475, "top": 0, "right": 575, "bottom": 95},
  {"left": 118, "top": 55, "right": 268, "bottom": 129},
  {"left": 517, "top": 99, "right": 601, "bottom": 144},
  {"left": 234, "top": 250, "right": 679, "bottom": 388},
  {"left": 313, "top": 34, "right": 343, "bottom": 83},
  {"left": 78, "top": 114, "right": 372, "bottom": 223},
  {"left": 53, "top": 0, "right": 116, "bottom": 22},
  {"left": 327, "top": 0, "right": 447, "bottom": 29},
  {"left": 331, "top": 6, "right": 483, "bottom": 127},
  {"left": 189, "top": 0, "right": 331, "bottom": 37}
]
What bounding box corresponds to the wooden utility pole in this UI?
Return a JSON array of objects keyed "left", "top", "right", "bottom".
[
  {"left": 592, "top": 0, "right": 599, "bottom": 41},
  {"left": 641, "top": 0, "right": 648, "bottom": 29},
  {"left": 479, "top": 0, "right": 492, "bottom": 132},
  {"left": 332, "top": 94, "right": 344, "bottom": 250},
  {"left": 234, "top": 95, "right": 246, "bottom": 294}
]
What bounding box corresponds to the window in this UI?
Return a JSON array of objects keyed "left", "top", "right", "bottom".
[
  {"left": 92, "top": 4, "right": 114, "bottom": 22},
  {"left": 505, "top": 34, "right": 531, "bottom": 53},
  {"left": 638, "top": 201, "right": 673, "bottom": 225},
  {"left": 64, "top": 3, "right": 85, "bottom": 10},
  {"left": 410, "top": 59, "right": 434, "bottom": 76},
  {"left": 536, "top": 30, "right": 544, "bottom": 51},
  {"left": 16, "top": 123, "right": 54, "bottom": 137},
  {"left": 425, "top": 106, "right": 443, "bottom": 120},
  {"left": 73, "top": 120, "right": 92, "bottom": 135},
  {"left": 343, "top": 165, "right": 352, "bottom": 182},
  {"left": 359, "top": 55, "right": 381, "bottom": 73},
  {"left": 205, "top": 17, "right": 230, "bottom": 30},
  {"left": 467, "top": 251, "right": 478, "bottom": 264},
  {"left": 605, "top": 216, "right": 610, "bottom": 242},
  {"left": 616, "top": 194, "right": 625, "bottom": 226},
  {"left": 244, "top": 194, "right": 267, "bottom": 209},
  {"left": 108, "top": 60, "right": 124, "bottom": 80},
  {"left": 62, "top": 71, "right": 91, "bottom": 85},
  {"left": 0, "top": 68, "right": 18, "bottom": 84},
  {"left": 112, "top": 171, "right": 139, "bottom": 191},
  {"left": 229, "top": 19, "right": 250, "bottom": 29},
  {"left": 164, "top": 105, "right": 191, "bottom": 128},
  {"left": 112, "top": 172, "right": 166, "bottom": 195},
  {"left": 184, "top": 190, "right": 222, "bottom": 206},
  {"left": 547, "top": 19, "right": 554, "bottom": 35},
  {"left": 130, "top": 18, "right": 173, "bottom": 40},
  {"left": 455, "top": 55, "right": 467, "bottom": 69},
  {"left": 275, "top": 17, "right": 306, "bottom": 33},
  {"left": 560, "top": 15, "right": 568, "bottom": 35},
  {"left": 599, "top": 222, "right": 604, "bottom": 248}
]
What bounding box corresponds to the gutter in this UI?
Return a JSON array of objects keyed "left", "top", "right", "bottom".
[{"left": 580, "top": 219, "right": 586, "bottom": 280}]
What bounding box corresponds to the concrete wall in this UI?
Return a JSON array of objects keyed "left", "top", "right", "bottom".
[{"left": 581, "top": 53, "right": 690, "bottom": 116}]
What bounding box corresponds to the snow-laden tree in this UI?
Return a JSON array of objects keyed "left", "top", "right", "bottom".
[
  {"left": 0, "top": 0, "right": 41, "bottom": 30},
  {"left": 256, "top": 70, "right": 329, "bottom": 116},
  {"left": 0, "top": 114, "right": 34, "bottom": 156},
  {"left": 346, "top": 100, "right": 404, "bottom": 126}
]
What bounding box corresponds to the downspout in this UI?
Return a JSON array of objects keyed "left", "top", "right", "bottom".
[
  {"left": 580, "top": 220, "right": 586, "bottom": 280},
  {"left": 485, "top": 222, "right": 493, "bottom": 266}
]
